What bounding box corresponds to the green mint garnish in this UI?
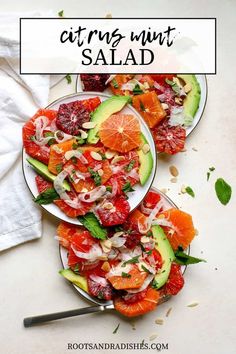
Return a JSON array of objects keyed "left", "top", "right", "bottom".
[
  {"left": 88, "top": 167, "right": 101, "bottom": 186},
  {"left": 65, "top": 74, "right": 72, "bottom": 84},
  {"left": 215, "top": 178, "right": 232, "bottom": 205},
  {"left": 185, "top": 186, "right": 195, "bottom": 198},
  {"left": 112, "top": 79, "right": 119, "bottom": 89}
]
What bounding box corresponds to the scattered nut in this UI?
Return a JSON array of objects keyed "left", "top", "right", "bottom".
[
  {"left": 82, "top": 121, "right": 96, "bottom": 129},
  {"left": 105, "top": 150, "right": 117, "bottom": 159},
  {"left": 155, "top": 318, "right": 164, "bottom": 325},
  {"left": 184, "top": 83, "right": 192, "bottom": 93},
  {"left": 192, "top": 147, "right": 198, "bottom": 152},
  {"left": 105, "top": 13, "right": 112, "bottom": 18},
  {"left": 141, "top": 236, "right": 150, "bottom": 243},
  {"left": 175, "top": 97, "right": 183, "bottom": 105},
  {"left": 187, "top": 302, "right": 199, "bottom": 307},
  {"left": 111, "top": 155, "right": 125, "bottom": 164},
  {"left": 173, "top": 77, "right": 182, "bottom": 87},
  {"left": 165, "top": 307, "right": 172, "bottom": 317},
  {"left": 101, "top": 261, "right": 111, "bottom": 272},
  {"left": 100, "top": 239, "right": 112, "bottom": 253},
  {"left": 81, "top": 187, "right": 88, "bottom": 193},
  {"left": 90, "top": 151, "right": 102, "bottom": 161},
  {"left": 160, "top": 188, "right": 167, "bottom": 194},
  {"left": 103, "top": 202, "right": 114, "bottom": 210},
  {"left": 149, "top": 334, "right": 158, "bottom": 341},
  {"left": 161, "top": 103, "right": 169, "bottom": 110},
  {"left": 195, "top": 228, "right": 199, "bottom": 236},
  {"left": 78, "top": 129, "right": 88, "bottom": 139},
  {"left": 170, "top": 177, "right": 178, "bottom": 183},
  {"left": 181, "top": 185, "right": 186, "bottom": 194},
  {"left": 97, "top": 169, "right": 104, "bottom": 176},
  {"left": 98, "top": 255, "right": 108, "bottom": 261},
  {"left": 169, "top": 165, "right": 179, "bottom": 177},
  {"left": 142, "top": 144, "right": 150, "bottom": 154}
]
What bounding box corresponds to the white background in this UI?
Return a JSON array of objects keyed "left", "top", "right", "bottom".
[{"left": 0, "top": 1, "right": 236, "bottom": 354}]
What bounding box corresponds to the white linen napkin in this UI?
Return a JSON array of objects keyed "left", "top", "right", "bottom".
[{"left": 0, "top": 12, "right": 62, "bottom": 251}]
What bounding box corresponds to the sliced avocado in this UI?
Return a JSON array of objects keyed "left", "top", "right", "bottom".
[
  {"left": 177, "top": 75, "right": 201, "bottom": 122},
  {"left": 87, "top": 95, "right": 131, "bottom": 144},
  {"left": 152, "top": 225, "right": 175, "bottom": 289},
  {"left": 59, "top": 269, "right": 88, "bottom": 292},
  {"left": 27, "top": 157, "right": 70, "bottom": 191},
  {"left": 137, "top": 133, "right": 154, "bottom": 186}
]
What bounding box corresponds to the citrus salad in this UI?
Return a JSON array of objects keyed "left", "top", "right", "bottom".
[
  {"left": 80, "top": 74, "right": 201, "bottom": 154},
  {"left": 58, "top": 189, "right": 204, "bottom": 317},
  {"left": 22, "top": 95, "right": 154, "bottom": 225}
]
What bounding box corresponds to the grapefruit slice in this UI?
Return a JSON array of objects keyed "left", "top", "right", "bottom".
[
  {"left": 108, "top": 267, "right": 147, "bottom": 290},
  {"left": 158, "top": 209, "right": 196, "bottom": 251},
  {"left": 132, "top": 91, "right": 166, "bottom": 128},
  {"left": 23, "top": 109, "right": 57, "bottom": 164},
  {"left": 114, "top": 287, "right": 159, "bottom": 317},
  {"left": 48, "top": 138, "right": 76, "bottom": 175},
  {"left": 99, "top": 114, "right": 141, "bottom": 153}
]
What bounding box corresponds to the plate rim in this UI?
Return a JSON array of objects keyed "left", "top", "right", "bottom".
[
  {"left": 22, "top": 91, "right": 157, "bottom": 225},
  {"left": 75, "top": 74, "right": 208, "bottom": 138},
  {"left": 59, "top": 186, "right": 190, "bottom": 306}
]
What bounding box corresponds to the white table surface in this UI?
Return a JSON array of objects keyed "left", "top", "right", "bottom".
[{"left": 0, "top": 1, "right": 236, "bottom": 354}]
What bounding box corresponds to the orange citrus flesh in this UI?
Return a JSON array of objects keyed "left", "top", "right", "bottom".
[
  {"left": 132, "top": 91, "right": 166, "bottom": 128},
  {"left": 128, "top": 209, "right": 147, "bottom": 229},
  {"left": 108, "top": 267, "right": 147, "bottom": 290},
  {"left": 158, "top": 209, "right": 196, "bottom": 251},
  {"left": 114, "top": 287, "right": 160, "bottom": 317},
  {"left": 99, "top": 114, "right": 141, "bottom": 153},
  {"left": 57, "top": 222, "right": 84, "bottom": 249},
  {"left": 48, "top": 139, "right": 76, "bottom": 175},
  {"left": 109, "top": 74, "right": 134, "bottom": 95}
]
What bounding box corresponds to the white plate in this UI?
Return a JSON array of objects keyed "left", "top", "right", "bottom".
[
  {"left": 59, "top": 187, "right": 188, "bottom": 306},
  {"left": 22, "top": 92, "right": 157, "bottom": 225},
  {"left": 76, "top": 75, "right": 207, "bottom": 137}
]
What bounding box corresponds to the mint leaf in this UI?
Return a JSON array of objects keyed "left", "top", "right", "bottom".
[
  {"left": 34, "top": 188, "right": 59, "bottom": 205},
  {"left": 56, "top": 163, "right": 63, "bottom": 173},
  {"left": 185, "top": 186, "right": 195, "bottom": 198},
  {"left": 133, "top": 84, "right": 143, "bottom": 95},
  {"left": 215, "top": 178, "right": 232, "bottom": 205},
  {"left": 78, "top": 213, "right": 107, "bottom": 240},
  {"left": 65, "top": 74, "right": 72, "bottom": 84},
  {"left": 122, "top": 181, "right": 135, "bottom": 193},
  {"left": 122, "top": 255, "right": 140, "bottom": 267},
  {"left": 88, "top": 167, "right": 101, "bottom": 186},
  {"left": 174, "top": 249, "right": 206, "bottom": 265},
  {"left": 139, "top": 100, "right": 146, "bottom": 112},
  {"left": 165, "top": 78, "right": 180, "bottom": 95},
  {"left": 113, "top": 323, "right": 120, "bottom": 334},
  {"left": 112, "top": 79, "right": 119, "bottom": 89},
  {"left": 58, "top": 10, "right": 64, "bottom": 17},
  {"left": 207, "top": 166, "right": 215, "bottom": 181},
  {"left": 121, "top": 272, "right": 131, "bottom": 278},
  {"left": 141, "top": 265, "right": 152, "bottom": 274},
  {"left": 125, "top": 159, "right": 135, "bottom": 172}
]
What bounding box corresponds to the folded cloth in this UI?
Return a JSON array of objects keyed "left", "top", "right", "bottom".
[{"left": 0, "top": 12, "right": 62, "bottom": 251}]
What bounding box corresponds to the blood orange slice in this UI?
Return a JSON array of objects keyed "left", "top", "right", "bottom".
[
  {"left": 57, "top": 221, "right": 84, "bottom": 249},
  {"left": 158, "top": 209, "right": 196, "bottom": 251},
  {"left": 48, "top": 139, "right": 76, "bottom": 175},
  {"left": 132, "top": 91, "right": 166, "bottom": 128},
  {"left": 114, "top": 287, "right": 159, "bottom": 317},
  {"left": 23, "top": 109, "right": 57, "bottom": 164},
  {"left": 96, "top": 196, "right": 130, "bottom": 226},
  {"left": 108, "top": 266, "right": 147, "bottom": 290},
  {"left": 127, "top": 209, "right": 147, "bottom": 231},
  {"left": 99, "top": 114, "right": 141, "bottom": 153},
  {"left": 35, "top": 175, "right": 53, "bottom": 194},
  {"left": 162, "top": 263, "right": 184, "bottom": 296},
  {"left": 80, "top": 74, "right": 109, "bottom": 92}
]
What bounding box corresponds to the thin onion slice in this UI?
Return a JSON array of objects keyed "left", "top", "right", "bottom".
[
  {"left": 89, "top": 274, "right": 108, "bottom": 287},
  {"left": 71, "top": 244, "right": 102, "bottom": 261},
  {"left": 54, "top": 130, "right": 73, "bottom": 143},
  {"left": 78, "top": 186, "right": 107, "bottom": 203},
  {"left": 138, "top": 200, "right": 164, "bottom": 234}
]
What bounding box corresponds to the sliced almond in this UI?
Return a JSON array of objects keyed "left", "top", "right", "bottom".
[
  {"left": 52, "top": 145, "right": 63, "bottom": 154},
  {"left": 161, "top": 103, "right": 169, "bottom": 110},
  {"left": 101, "top": 261, "right": 111, "bottom": 272},
  {"left": 97, "top": 169, "right": 104, "bottom": 176},
  {"left": 175, "top": 97, "right": 183, "bottom": 105},
  {"left": 192, "top": 147, "right": 198, "bottom": 152},
  {"left": 181, "top": 185, "right": 186, "bottom": 194},
  {"left": 78, "top": 129, "right": 88, "bottom": 139},
  {"left": 184, "top": 83, "right": 192, "bottom": 93},
  {"left": 103, "top": 202, "right": 114, "bottom": 210},
  {"left": 82, "top": 121, "right": 96, "bottom": 129},
  {"left": 90, "top": 151, "right": 102, "bottom": 161},
  {"left": 100, "top": 239, "right": 112, "bottom": 253},
  {"left": 187, "top": 302, "right": 199, "bottom": 307},
  {"left": 165, "top": 307, "right": 172, "bottom": 317},
  {"left": 141, "top": 236, "right": 150, "bottom": 243},
  {"left": 169, "top": 165, "right": 179, "bottom": 177},
  {"left": 170, "top": 177, "right": 178, "bottom": 183},
  {"left": 111, "top": 155, "right": 125, "bottom": 164},
  {"left": 98, "top": 255, "right": 108, "bottom": 261},
  {"left": 195, "top": 228, "right": 199, "bottom": 236},
  {"left": 149, "top": 334, "right": 158, "bottom": 341},
  {"left": 113, "top": 231, "right": 124, "bottom": 237},
  {"left": 155, "top": 318, "right": 164, "bottom": 325},
  {"left": 160, "top": 188, "right": 167, "bottom": 194},
  {"left": 173, "top": 77, "right": 182, "bottom": 87},
  {"left": 105, "top": 13, "right": 112, "bottom": 18},
  {"left": 105, "top": 149, "right": 117, "bottom": 159},
  {"left": 142, "top": 144, "right": 150, "bottom": 154}
]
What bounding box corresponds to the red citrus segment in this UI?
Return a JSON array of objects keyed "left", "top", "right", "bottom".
[
  {"left": 96, "top": 196, "right": 130, "bottom": 226},
  {"left": 99, "top": 114, "right": 141, "bottom": 153},
  {"left": 127, "top": 209, "right": 147, "bottom": 230},
  {"left": 48, "top": 138, "right": 76, "bottom": 175},
  {"left": 150, "top": 74, "right": 175, "bottom": 86},
  {"left": 56, "top": 98, "right": 101, "bottom": 135},
  {"left": 162, "top": 263, "right": 184, "bottom": 296},
  {"left": 80, "top": 75, "right": 109, "bottom": 92},
  {"left": 114, "top": 287, "right": 159, "bottom": 317},
  {"left": 109, "top": 75, "right": 134, "bottom": 95},
  {"left": 57, "top": 222, "right": 84, "bottom": 249},
  {"left": 23, "top": 109, "right": 57, "bottom": 164},
  {"left": 87, "top": 276, "right": 113, "bottom": 300},
  {"left": 132, "top": 91, "right": 166, "bottom": 128},
  {"left": 152, "top": 120, "right": 186, "bottom": 155},
  {"left": 143, "top": 190, "right": 161, "bottom": 210},
  {"left": 158, "top": 209, "right": 195, "bottom": 251},
  {"left": 54, "top": 199, "right": 93, "bottom": 218},
  {"left": 108, "top": 267, "right": 148, "bottom": 290},
  {"left": 35, "top": 175, "right": 53, "bottom": 194}
]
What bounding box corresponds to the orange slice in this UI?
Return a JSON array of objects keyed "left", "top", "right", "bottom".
[
  {"left": 128, "top": 209, "right": 147, "bottom": 229},
  {"left": 132, "top": 91, "right": 166, "bottom": 128},
  {"left": 48, "top": 139, "right": 76, "bottom": 175},
  {"left": 108, "top": 267, "right": 147, "bottom": 290},
  {"left": 99, "top": 114, "right": 141, "bottom": 153},
  {"left": 158, "top": 209, "right": 196, "bottom": 251},
  {"left": 109, "top": 74, "right": 134, "bottom": 95},
  {"left": 57, "top": 222, "right": 84, "bottom": 249},
  {"left": 114, "top": 287, "right": 159, "bottom": 317}
]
